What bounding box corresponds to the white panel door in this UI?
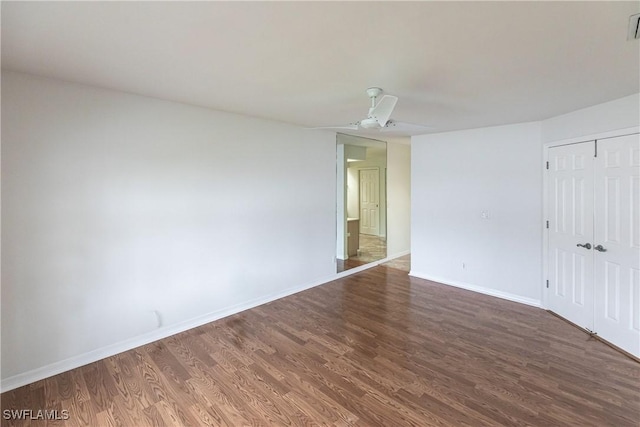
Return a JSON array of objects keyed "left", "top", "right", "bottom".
[
  {"left": 547, "top": 142, "right": 595, "bottom": 331},
  {"left": 359, "top": 168, "right": 380, "bottom": 236},
  {"left": 593, "top": 134, "right": 640, "bottom": 356}
]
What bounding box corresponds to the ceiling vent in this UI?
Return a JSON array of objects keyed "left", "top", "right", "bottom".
[{"left": 629, "top": 13, "right": 640, "bottom": 40}]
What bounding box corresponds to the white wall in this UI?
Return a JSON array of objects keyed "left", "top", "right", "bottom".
[
  {"left": 1, "top": 72, "right": 337, "bottom": 387},
  {"left": 542, "top": 93, "right": 640, "bottom": 143},
  {"left": 411, "top": 122, "right": 543, "bottom": 305},
  {"left": 346, "top": 166, "right": 359, "bottom": 219},
  {"left": 410, "top": 93, "right": 640, "bottom": 309},
  {"left": 386, "top": 142, "right": 411, "bottom": 257}
]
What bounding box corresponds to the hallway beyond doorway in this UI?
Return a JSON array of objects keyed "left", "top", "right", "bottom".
[{"left": 337, "top": 234, "right": 388, "bottom": 273}]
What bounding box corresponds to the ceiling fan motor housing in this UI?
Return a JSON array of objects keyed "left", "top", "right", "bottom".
[{"left": 360, "top": 117, "right": 381, "bottom": 129}]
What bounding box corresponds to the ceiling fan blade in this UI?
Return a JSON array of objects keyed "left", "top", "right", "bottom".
[
  {"left": 371, "top": 95, "right": 398, "bottom": 127},
  {"left": 380, "top": 120, "right": 433, "bottom": 136},
  {"left": 306, "top": 124, "right": 359, "bottom": 130}
]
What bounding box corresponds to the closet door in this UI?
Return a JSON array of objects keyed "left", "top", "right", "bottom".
[
  {"left": 547, "top": 142, "right": 595, "bottom": 331},
  {"left": 593, "top": 134, "right": 640, "bottom": 356}
]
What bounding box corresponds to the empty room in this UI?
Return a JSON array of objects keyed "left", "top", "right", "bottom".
[{"left": 1, "top": 2, "right": 639, "bottom": 426}]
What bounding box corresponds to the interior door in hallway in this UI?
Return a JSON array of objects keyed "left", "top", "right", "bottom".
[
  {"left": 593, "top": 134, "right": 640, "bottom": 356},
  {"left": 547, "top": 141, "right": 596, "bottom": 331},
  {"left": 360, "top": 168, "right": 380, "bottom": 236}
]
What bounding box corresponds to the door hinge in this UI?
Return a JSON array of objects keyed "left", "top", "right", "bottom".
[
  {"left": 546, "top": 279, "right": 549, "bottom": 288},
  {"left": 594, "top": 140, "right": 598, "bottom": 158},
  {"left": 546, "top": 161, "right": 549, "bottom": 170},
  {"left": 546, "top": 220, "right": 549, "bottom": 229}
]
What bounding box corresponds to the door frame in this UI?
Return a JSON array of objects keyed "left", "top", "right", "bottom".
[
  {"left": 541, "top": 126, "right": 640, "bottom": 310},
  {"left": 335, "top": 134, "right": 388, "bottom": 271}
]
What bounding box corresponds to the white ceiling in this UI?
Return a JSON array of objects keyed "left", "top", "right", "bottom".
[{"left": 2, "top": 1, "right": 639, "bottom": 137}]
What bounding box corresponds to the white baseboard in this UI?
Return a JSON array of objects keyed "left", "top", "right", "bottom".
[
  {"left": 0, "top": 273, "right": 336, "bottom": 393},
  {"left": 2, "top": 251, "right": 415, "bottom": 393},
  {"left": 409, "top": 271, "right": 541, "bottom": 308}
]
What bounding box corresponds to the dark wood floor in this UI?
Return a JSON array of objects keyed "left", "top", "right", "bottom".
[
  {"left": 336, "top": 258, "right": 368, "bottom": 273},
  {"left": 2, "top": 266, "right": 639, "bottom": 426}
]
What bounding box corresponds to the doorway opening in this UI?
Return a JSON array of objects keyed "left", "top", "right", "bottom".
[{"left": 336, "top": 134, "right": 387, "bottom": 273}]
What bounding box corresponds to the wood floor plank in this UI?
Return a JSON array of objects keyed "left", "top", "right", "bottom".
[
  {"left": 114, "top": 352, "right": 158, "bottom": 411},
  {"left": 187, "top": 403, "right": 228, "bottom": 427},
  {"left": 227, "top": 367, "right": 296, "bottom": 426},
  {"left": 142, "top": 403, "right": 168, "bottom": 427},
  {"left": 185, "top": 377, "right": 247, "bottom": 427},
  {"left": 94, "top": 409, "right": 117, "bottom": 427},
  {"left": 61, "top": 397, "right": 96, "bottom": 427},
  {"left": 2, "top": 265, "right": 639, "bottom": 426},
  {"left": 80, "top": 363, "right": 118, "bottom": 414}
]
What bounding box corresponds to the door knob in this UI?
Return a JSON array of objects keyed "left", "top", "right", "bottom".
[
  {"left": 576, "top": 243, "right": 592, "bottom": 249},
  {"left": 594, "top": 244, "right": 607, "bottom": 252}
]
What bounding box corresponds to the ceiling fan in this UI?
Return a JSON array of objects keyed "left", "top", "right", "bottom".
[{"left": 312, "top": 87, "right": 432, "bottom": 135}]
